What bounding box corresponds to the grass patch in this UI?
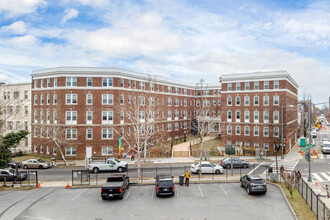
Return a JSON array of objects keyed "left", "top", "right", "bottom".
[
  {"left": 276, "top": 183, "right": 316, "bottom": 220},
  {"left": 0, "top": 186, "right": 35, "bottom": 191},
  {"left": 12, "top": 155, "right": 52, "bottom": 162},
  {"left": 191, "top": 138, "right": 222, "bottom": 156}
]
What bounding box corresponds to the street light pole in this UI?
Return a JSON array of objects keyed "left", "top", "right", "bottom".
[
  {"left": 281, "top": 105, "right": 284, "bottom": 159},
  {"left": 308, "top": 102, "right": 312, "bottom": 182}
]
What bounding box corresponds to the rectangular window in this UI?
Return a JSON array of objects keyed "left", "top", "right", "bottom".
[
  {"left": 46, "top": 94, "right": 50, "bottom": 104},
  {"left": 254, "top": 111, "right": 259, "bottom": 122},
  {"left": 245, "top": 82, "right": 249, "bottom": 90},
  {"left": 264, "top": 143, "right": 269, "bottom": 150},
  {"left": 228, "top": 83, "right": 232, "bottom": 91},
  {"left": 254, "top": 96, "right": 259, "bottom": 106},
  {"left": 235, "top": 126, "right": 241, "bottom": 135},
  {"left": 244, "top": 126, "right": 250, "bottom": 136},
  {"left": 41, "top": 79, "right": 44, "bottom": 88},
  {"left": 245, "top": 142, "right": 250, "bottom": 149},
  {"left": 273, "top": 111, "right": 279, "bottom": 123},
  {"left": 66, "top": 94, "right": 77, "bottom": 104},
  {"left": 121, "top": 78, "right": 124, "bottom": 87},
  {"left": 54, "top": 78, "right": 57, "bottom": 87},
  {"left": 120, "top": 94, "right": 124, "bottom": 105},
  {"left": 102, "top": 111, "right": 113, "bottom": 124},
  {"left": 34, "top": 80, "right": 38, "bottom": 88},
  {"left": 273, "top": 127, "right": 279, "bottom": 137},
  {"left": 236, "top": 111, "right": 240, "bottom": 121},
  {"left": 86, "top": 111, "right": 92, "bottom": 124},
  {"left": 128, "top": 80, "right": 131, "bottom": 88},
  {"left": 254, "top": 81, "right": 259, "bottom": 90},
  {"left": 167, "top": 98, "right": 172, "bottom": 106},
  {"left": 66, "top": 129, "right": 77, "bottom": 139},
  {"left": 254, "top": 143, "right": 259, "bottom": 149},
  {"left": 264, "top": 111, "right": 269, "bottom": 123},
  {"left": 102, "top": 77, "right": 113, "bottom": 87},
  {"left": 25, "top": 106, "right": 28, "bottom": 116},
  {"left": 53, "top": 146, "right": 57, "bottom": 155},
  {"left": 86, "top": 94, "right": 92, "bottom": 105},
  {"left": 102, "top": 146, "right": 113, "bottom": 155},
  {"left": 274, "top": 80, "right": 279, "bottom": 89},
  {"left": 40, "top": 95, "right": 44, "bottom": 104},
  {"left": 274, "top": 96, "right": 279, "bottom": 105},
  {"left": 47, "top": 78, "right": 50, "bottom": 87},
  {"left": 65, "top": 147, "right": 77, "bottom": 156},
  {"left": 236, "top": 96, "right": 240, "bottom": 106},
  {"left": 86, "top": 128, "right": 93, "bottom": 139},
  {"left": 167, "top": 123, "right": 172, "bottom": 131},
  {"left": 227, "top": 125, "right": 232, "bottom": 135},
  {"left": 66, "top": 111, "right": 77, "bottom": 124},
  {"left": 227, "top": 97, "right": 232, "bottom": 106},
  {"left": 236, "top": 82, "right": 240, "bottom": 90},
  {"left": 263, "top": 127, "right": 269, "bottom": 137},
  {"left": 227, "top": 111, "right": 232, "bottom": 122},
  {"left": 244, "top": 111, "right": 249, "bottom": 122},
  {"left": 66, "top": 77, "right": 77, "bottom": 87},
  {"left": 264, "top": 81, "right": 269, "bottom": 90},
  {"left": 102, "top": 94, "right": 113, "bottom": 105},
  {"left": 175, "top": 122, "right": 179, "bottom": 131},
  {"left": 254, "top": 126, "right": 259, "bottom": 136},
  {"left": 263, "top": 96, "right": 269, "bottom": 106},
  {"left": 24, "top": 90, "right": 28, "bottom": 99},
  {"left": 53, "top": 94, "right": 57, "bottom": 104},
  {"left": 87, "top": 77, "right": 92, "bottom": 87},
  {"left": 102, "top": 129, "right": 113, "bottom": 139},
  {"left": 14, "top": 91, "right": 20, "bottom": 99},
  {"left": 53, "top": 110, "right": 57, "bottom": 123},
  {"left": 244, "top": 96, "right": 249, "bottom": 106}
]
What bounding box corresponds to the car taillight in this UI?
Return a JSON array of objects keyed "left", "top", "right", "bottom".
[
  {"left": 250, "top": 183, "right": 255, "bottom": 186},
  {"left": 157, "top": 186, "right": 159, "bottom": 191},
  {"left": 101, "top": 188, "right": 103, "bottom": 193},
  {"left": 172, "top": 185, "right": 175, "bottom": 190},
  {"left": 119, "top": 188, "right": 122, "bottom": 193},
  {"left": 222, "top": 161, "right": 224, "bottom": 163},
  {"left": 88, "top": 165, "right": 90, "bottom": 168}
]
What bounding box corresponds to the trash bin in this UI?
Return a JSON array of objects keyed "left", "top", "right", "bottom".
[
  {"left": 300, "top": 137, "right": 306, "bottom": 147},
  {"left": 179, "top": 176, "right": 184, "bottom": 185}
]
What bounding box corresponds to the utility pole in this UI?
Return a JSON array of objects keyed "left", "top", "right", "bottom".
[{"left": 308, "top": 102, "right": 312, "bottom": 182}]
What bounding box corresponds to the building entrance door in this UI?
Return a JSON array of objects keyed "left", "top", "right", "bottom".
[{"left": 86, "top": 147, "right": 92, "bottom": 159}]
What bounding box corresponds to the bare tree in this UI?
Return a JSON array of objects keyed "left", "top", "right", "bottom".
[{"left": 193, "top": 79, "right": 221, "bottom": 178}]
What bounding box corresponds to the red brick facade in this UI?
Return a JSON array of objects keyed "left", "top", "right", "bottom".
[{"left": 220, "top": 71, "right": 299, "bottom": 155}]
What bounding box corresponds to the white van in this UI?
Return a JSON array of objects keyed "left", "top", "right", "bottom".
[{"left": 321, "top": 141, "right": 330, "bottom": 154}]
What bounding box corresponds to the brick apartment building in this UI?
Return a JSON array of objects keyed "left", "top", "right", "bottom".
[
  {"left": 31, "top": 67, "right": 221, "bottom": 159},
  {"left": 220, "top": 71, "right": 299, "bottom": 155}
]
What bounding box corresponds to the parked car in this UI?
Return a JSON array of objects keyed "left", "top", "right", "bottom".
[
  {"left": 321, "top": 141, "right": 330, "bottom": 154},
  {"left": 311, "top": 130, "right": 317, "bottom": 138},
  {"left": 88, "top": 158, "right": 128, "bottom": 173},
  {"left": 155, "top": 174, "right": 175, "bottom": 197},
  {"left": 240, "top": 174, "right": 267, "bottom": 195},
  {"left": 21, "top": 159, "right": 51, "bottom": 169},
  {"left": 190, "top": 162, "right": 224, "bottom": 174},
  {"left": 0, "top": 168, "right": 27, "bottom": 182},
  {"left": 221, "top": 157, "right": 249, "bottom": 169},
  {"left": 7, "top": 161, "right": 21, "bottom": 169},
  {"left": 101, "top": 175, "right": 129, "bottom": 200}
]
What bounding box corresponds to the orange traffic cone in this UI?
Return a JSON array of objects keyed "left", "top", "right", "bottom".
[
  {"left": 66, "top": 184, "right": 70, "bottom": 189},
  {"left": 315, "top": 182, "right": 318, "bottom": 186},
  {"left": 38, "top": 183, "right": 41, "bottom": 188}
]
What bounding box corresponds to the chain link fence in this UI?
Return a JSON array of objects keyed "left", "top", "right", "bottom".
[
  {"left": 295, "top": 174, "right": 330, "bottom": 220},
  {"left": 2, "top": 170, "right": 39, "bottom": 187}
]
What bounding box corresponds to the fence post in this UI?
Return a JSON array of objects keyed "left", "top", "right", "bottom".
[
  {"left": 306, "top": 182, "right": 308, "bottom": 204},
  {"left": 81, "top": 170, "right": 83, "bottom": 185},
  {"left": 254, "top": 163, "right": 256, "bottom": 174},
  {"left": 311, "top": 189, "right": 313, "bottom": 211},
  {"left": 72, "top": 170, "right": 73, "bottom": 186},
  {"left": 142, "top": 167, "right": 144, "bottom": 183},
  {"left": 36, "top": 171, "right": 38, "bottom": 188},
  {"left": 316, "top": 195, "right": 318, "bottom": 220}
]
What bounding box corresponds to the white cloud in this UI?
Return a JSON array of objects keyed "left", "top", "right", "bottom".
[
  {"left": 61, "top": 9, "right": 79, "bottom": 24},
  {"left": 1, "top": 21, "right": 26, "bottom": 34},
  {"left": 0, "top": 0, "right": 47, "bottom": 18}
]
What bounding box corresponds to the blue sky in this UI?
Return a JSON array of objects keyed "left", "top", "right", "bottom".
[{"left": 0, "top": 0, "right": 329, "bottom": 104}]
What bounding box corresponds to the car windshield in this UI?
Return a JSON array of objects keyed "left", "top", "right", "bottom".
[
  {"left": 38, "top": 159, "right": 45, "bottom": 163},
  {"left": 114, "top": 159, "right": 120, "bottom": 163},
  {"left": 210, "top": 163, "right": 216, "bottom": 167},
  {"left": 159, "top": 180, "right": 173, "bottom": 187},
  {"left": 252, "top": 179, "right": 264, "bottom": 184}
]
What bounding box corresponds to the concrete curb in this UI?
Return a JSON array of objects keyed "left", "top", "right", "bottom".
[{"left": 267, "top": 182, "right": 298, "bottom": 220}]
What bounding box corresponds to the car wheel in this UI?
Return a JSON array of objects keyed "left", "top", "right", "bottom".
[
  {"left": 215, "top": 170, "right": 220, "bottom": 174},
  {"left": 117, "top": 167, "right": 123, "bottom": 173},
  {"left": 196, "top": 170, "right": 200, "bottom": 174},
  {"left": 93, "top": 168, "right": 99, "bottom": 173},
  {"left": 102, "top": 197, "right": 106, "bottom": 200},
  {"left": 247, "top": 187, "right": 251, "bottom": 195},
  {"left": 226, "top": 164, "right": 231, "bottom": 169},
  {"left": 23, "top": 165, "right": 28, "bottom": 169},
  {"left": 39, "top": 165, "right": 43, "bottom": 169},
  {"left": 240, "top": 182, "right": 244, "bottom": 187},
  {"left": 119, "top": 196, "right": 123, "bottom": 200},
  {"left": 243, "top": 164, "right": 248, "bottom": 168}
]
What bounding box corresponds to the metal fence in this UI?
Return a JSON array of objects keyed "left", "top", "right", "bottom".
[
  {"left": 2, "top": 170, "right": 39, "bottom": 187},
  {"left": 295, "top": 175, "right": 330, "bottom": 220},
  {"left": 72, "top": 163, "right": 269, "bottom": 186}
]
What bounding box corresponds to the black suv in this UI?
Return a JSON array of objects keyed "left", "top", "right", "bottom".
[
  {"left": 155, "top": 174, "right": 175, "bottom": 197},
  {"left": 240, "top": 174, "right": 267, "bottom": 195}
]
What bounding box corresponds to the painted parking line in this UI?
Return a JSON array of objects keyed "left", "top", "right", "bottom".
[
  {"left": 219, "top": 184, "right": 228, "bottom": 197},
  {"left": 72, "top": 189, "right": 87, "bottom": 201},
  {"left": 197, "top": 184, "right": 204, "bottom": 197},
  {"left": 248, "top": 162, "right": 265, "bottom": 175},
  {"left": 124, "top": 188, "right": 132, "bottom": 200},
  {"left": 23, "top": 216, "right": 54, "bottom": 220}
]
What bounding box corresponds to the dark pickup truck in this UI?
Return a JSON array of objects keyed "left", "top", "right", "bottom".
[{"left": 101, "top": 175, "right": 129, "bottom": 200}]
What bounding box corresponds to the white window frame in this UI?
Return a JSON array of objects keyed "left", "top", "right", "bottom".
[
  {"left": 102, "top": 94, "right": 113, "bottom": 105},
  {"left": 102, "top": 111, "right": 113, "bottom": 124},
  {"left": 86, "top": 94, "right": 92, "bottom": 105},
  {"left": 102, "top": 128, "right": 113, "bottom": 139},
  {"left": 66, "top": 94, "right": 77, "bottom": 105},
  {"left": 65, "top": 147, "right": 77, "bottom": 156}
]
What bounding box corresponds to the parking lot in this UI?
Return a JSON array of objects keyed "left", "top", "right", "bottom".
[{"left": 0, "top": 182, "right": 294, "bottom": 220}]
